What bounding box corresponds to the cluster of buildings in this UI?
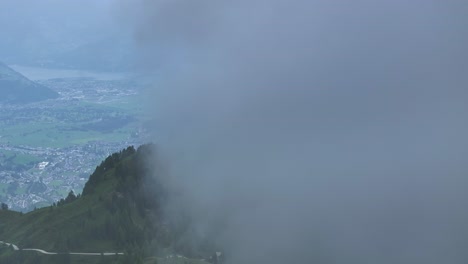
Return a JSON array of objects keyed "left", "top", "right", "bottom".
[
  {"left": 0, "top": 75, "right": 147, "bottom": 212},
  {"left": 0, "top": 140, "right": 142, "bottom": 211}
]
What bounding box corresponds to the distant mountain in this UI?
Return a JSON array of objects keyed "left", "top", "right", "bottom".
[
  {"left": 0, "top": 62, "right": 58, "bottom": 104},
  {"left": 0, "top": 145, "right": 216, "bottom": 264},
  {"left": 48, "top": 37, "right": 136, "bottom": 72}
]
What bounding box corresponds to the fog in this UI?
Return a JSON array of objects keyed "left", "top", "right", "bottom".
[
  {"left": 117, "top": 0, "right": 468, "bottom": 263},
  {"left": 0, "top": 0, "right": 132, "bottom": 70}
]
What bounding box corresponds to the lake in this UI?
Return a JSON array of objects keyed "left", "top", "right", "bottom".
[{"left": 9, "top": 65, "right": 130, "bottom": 81}]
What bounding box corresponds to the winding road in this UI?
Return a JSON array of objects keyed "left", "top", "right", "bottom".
[
  {"left": 0, "top": 241, "right": 19, "bottom": 250},
  {"left": 0, "top": 241, "right": 123, "bottom": 256}
]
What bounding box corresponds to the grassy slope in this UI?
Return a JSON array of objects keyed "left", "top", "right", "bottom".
[
  {"left": 0, "top": 167, "right": 119, "bottom": 251},
  {"left": 0, "top": 145, "right": 211, "bottom": 264}
]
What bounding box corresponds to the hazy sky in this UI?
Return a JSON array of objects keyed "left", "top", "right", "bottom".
[
  {"left": 0, "top": 0, "right": 117, "bottom": 63},
  {"left": 121, "top": 0, "right": 468, "bottom": 263},
  {"left": 0, "top": 0, "right": 114, "bottom": 36}
]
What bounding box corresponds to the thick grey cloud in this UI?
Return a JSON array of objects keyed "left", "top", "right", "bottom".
[{"left": 122, "top": 0, "right": 468, "bottom": 263}]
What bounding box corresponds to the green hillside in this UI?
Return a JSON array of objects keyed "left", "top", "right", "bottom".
[
  {"left": 0, "top": 145, "right": 215, "bottom": 264},
  {"left": 0, "top": 62, "right": 58, "bottom": 104}
]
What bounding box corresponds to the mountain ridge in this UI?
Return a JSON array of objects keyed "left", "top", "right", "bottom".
[
  {"left": 0, "top": 144, "right": 216, "bottom": 264},
  {"left": 0, "top": 61, "right": 59, "bottom": 104}
]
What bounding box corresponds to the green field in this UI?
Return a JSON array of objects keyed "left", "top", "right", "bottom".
[
  {"left": 0, "top": 95, "right": 146, "bottom": 210},
  {"left": 0, "top": 150, "right": 41, "bottom": 165},
  {"left": 0, "top": 100, "right": 142, "bottom": 148}
]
